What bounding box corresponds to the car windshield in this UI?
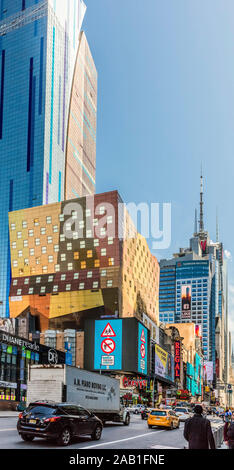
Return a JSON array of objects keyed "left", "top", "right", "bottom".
[
  {"left": 26, "top": 405, "right": 57, "bottom": 416},
  {"left": 150, "top": 411, "right": 167, "bottom": 416},
  {"left": 175, "top": 408, "right": 188, "bottom": 412}
]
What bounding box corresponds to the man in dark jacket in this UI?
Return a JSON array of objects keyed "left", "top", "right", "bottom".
[{"left": 183, "top": 405, "right": 216, "bottom": 449}]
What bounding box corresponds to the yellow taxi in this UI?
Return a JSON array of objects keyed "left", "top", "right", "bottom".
[{"left": 147, "top": 408, "right": 180, "bottom": 430}]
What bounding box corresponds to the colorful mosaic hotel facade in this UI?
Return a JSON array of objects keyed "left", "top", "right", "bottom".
[
  {"left": 8, "top": 191, "right": 159, "bottom": 331},
  {"left": 0, "top": 0, "right": 97, "bottom": 317}
]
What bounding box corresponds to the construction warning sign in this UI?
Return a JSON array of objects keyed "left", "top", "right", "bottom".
[{"left": 101, "top": 323, "right": 116, "bottom": 338}]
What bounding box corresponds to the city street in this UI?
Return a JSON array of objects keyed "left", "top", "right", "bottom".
[{"left": 0, "top": 413, "right": 224, "bottom": 450}]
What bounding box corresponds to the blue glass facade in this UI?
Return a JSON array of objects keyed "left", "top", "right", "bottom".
[
  {"left": 0, "top": 0, "right": 92, "bottom": 317},
  {"left": 159, "top": 258, "right": 217, "bottom": 363}
]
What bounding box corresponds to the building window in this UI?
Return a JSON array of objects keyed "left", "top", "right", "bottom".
[
  {"left": 13, "top": 280, "right": 18, "bottom": 286},
  {"left": 47, "top": 236, "right": 53, "bottom": 244},
  {"left": 101, "top": 270, "right": 107, "bottom": 277},
  {"left": 107, "top": 280, "right": 113, "bottom": 287},
  {"left": 107, "top": 216, "right": 113, "bottom": 224},
  {"left": 34, "top": 218, "right": 39, "bottom": 226},
  {"left": 93, "top": 218, "right": 98, "bottom": 226},
  {"left": 17, "top": 232, "right": 22, "bottom": 239},
  {"left": 35, "top": 258, "right": 40, "bottom": 265},
  {"left": 79, "top": 283, "right": 85, "bottom": 289},
  {"left": 40, "top": 286, "right": 46, "bottom": 293},
  {"left": 41, "top": 246, "right": 47, "bottom": 254},
  {"left": 108, "top": 237, "right": 113, "bottom": 245},
  {"left": 48, "top": 275, "right": 54, "bottom": 282},
  {"left": 54, "top": 245, "right": 59, "bottom": 252},
  {"left": 61, "top": 254, "right": 66, "bottom": 261},
  {"left": 87, "top": 250, "right": 93, "bottom": 258},
  {"left": 17, "top": 289, "right": 22, "bottom": 295},
  {"left": 12, "top": 241, "right": 16, "bottom": 249},
  {"left": 46, "top": 216, "right": 52, "bottom": 224},
  {"left": 73, "top": 232, "right": 78, "bottom": 240},
  {"left": 87, "top": 271, "right": 92, "bottom": 278},
  {"left": 86, "top": 209, "right": 91, "bottom": 217},
  {"left": 79, "top": 221, "right": 84, "bottom": 229},
  {"left": 22, "top": 221, "right": 28, "bottom": 228},
  {"left": 40, "top": 227, "right": 46, "bottom": 235},
  {"left": 48, "top": 255, "right": 53, "bottom": 263},
  {"left": 71, "top": 211, "right": 77, "bottom": 219},
  {"left": 36, "top": 277, "right": 41, "bottom": 283},
  {"left": 67, "top": 243, "right": 72, "bottom": 251},
  {"left": 101, "top": 248, "right": 106, "bottom": 256},
  {"left": 68, "top": 263, "right": 73, "bottom": 271},
  {"left": 24, "top": 259, "right": 29, "bottom": 266},
  {"left": 93, "top": 281, "right": 98, "bottom": 289},
  {"left": 35, "top": 238, "right": 40, "bottom": 246},
  {"left": 109, "top": 258, "right": 114, "bottom": 266},
  {"left": 59, "top": 214, "right": 64, "bottom": 222},
  {"left": 55, "top": 264, "right": 60, "bottom": 272},
  {"left": 11, "top": 223, "right": 16, "bottom": 230},
  {"left": 86, "top": 230, "right": 92, "bottom": 238},
  {"left": 53, "top": 285, "right": 58, "bottom": 292},
  {"left": 66, "top": 284, "right": 71, "bottom": 291},
  {"left": 61, "top": 274, "right": 66, "bottom": 281},
  {"left": 73, "top": 273, "right": 79, "bottom": 280},
  {"left": 74, "top": 252, "right": 79, "bottom": 260},
  {"left": 99, "top": 206, "right": 105, "bottom": 215},
  {"left": 100, "top": 227, "right": 106, "bottom": 236},
  {"left": 23, "top": 240, "right": 28, "bottom": 247},
  {"left": 81, "top": 261, "right": 86, "bottom": 269},
  {"left": 29, "top": 287, "right": 34, "bottom": 294},
  {"left": 18, "top": 250, "right": 23, "bottom": 257},
  {"left": 53, "top": 225, "right": 58, "bottom": 233},
  {"left": 80, "top": 241, "right": 85, "bottom": 248},
  {"left": 94, "top": 259, "right": 100, "bottom": 268},
  {"left": 60, "top": 234, "right": 65, "bottom": 242},
  {"left": 94, "top": 239, "right": 99, "bottom": 247},
  {"left": 29, "top": 248, "right": 34, "bottom": 256}
]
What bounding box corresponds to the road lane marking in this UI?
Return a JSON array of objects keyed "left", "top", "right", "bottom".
[
  {"left": 0, "top": 428, "right": 16, "bottom": 432},
  {"left": 81, "top": 430, "right": 165, "bottom": 449}
]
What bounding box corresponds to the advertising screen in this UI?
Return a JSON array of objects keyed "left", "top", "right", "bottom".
[
  {"left": 204, "top": 361, "right": 213, "bottom": 382},
  {"left": 155, "top": 344, "right": 174, "bottom": 382},
  {"left": 138, "top": 323, "right": 148, "bottom": 374},
  {"left": 94, "top": 319, "right": 122, "bottom": 371},
  {"left": 181, "top": 285, "right": 191, "bottom": 320}
]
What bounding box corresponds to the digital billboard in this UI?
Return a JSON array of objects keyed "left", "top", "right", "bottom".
[
  {"left": 155, "top": 344, "right": 174, "bottom": 382},
  {"left": 181, "top": 285, "right": 191, "bottom": 320},
  {"left": 204, "top": 361, "right": 213, "bottom": 382},
  {"left": 94, "top": 320, "right": 123, "bottom": 371},
  {"left": 138, "top": 323, "right": 148, "bottom": 374}
]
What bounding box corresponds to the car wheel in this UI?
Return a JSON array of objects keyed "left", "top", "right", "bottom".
[
  {"left": 124, "top": 414, "right": 130, "bottom": 426},
  {"left": 58, "top": 427, "right": 72, "bottom": 446},
  {"left": 91, "top": 425, "right": 102, "bottom": 441},
  {"left": 21, "top": 434, "right": 34, "bottom": 442},
  {"left": 170, "top": 422, "right": 174, "bottom": 430},
  {"left": 177, "top": 422, "right": 180, "bottom": 428}
]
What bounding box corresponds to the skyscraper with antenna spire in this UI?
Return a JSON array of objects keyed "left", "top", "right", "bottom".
[{"left": 159, "top": 170, "right": 230, "bottom": 403}]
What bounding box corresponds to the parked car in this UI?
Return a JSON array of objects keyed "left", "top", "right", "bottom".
[
  {"left": 17, "top": 402, "right": 103, "bottom": 446},
  {"left": 147, "top": 409, "right": 180, "bottom": 430},
  {"left": 141, "top": 408, "right": 152, "bottom": 420},
  {"left": 174, "top": 407, "right": 191, "bottom": 421}
]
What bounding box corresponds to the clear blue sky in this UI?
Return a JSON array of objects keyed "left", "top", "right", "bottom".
[{"left": 83, "top": 0, "right": 234, "bottom": 333}]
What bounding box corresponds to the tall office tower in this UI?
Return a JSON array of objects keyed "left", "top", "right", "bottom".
[
  {"left": 0, "top": 0, "right": 97, "bottom": 317},
  {"left": 159, "top": 173, "right": 229, "bottom": 392}
]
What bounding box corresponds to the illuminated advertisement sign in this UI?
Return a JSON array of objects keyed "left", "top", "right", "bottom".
[
  {"left": 94, "top": 319, "right": 122, "bottom": 371},
  {"left": 138, "top": 323, "right": 148, "bottom": 374},
  {"left": 181, "top": 285, "right": 191, "bottom": 320},
  {"left": 174, "top": 341, "right": 181, "bottom": 379},
  {"left": 204, "top": 361, "right": 213, "bottom": 382},
  {"left": 155, "top": 344, "right": 174, "bottom": 382}
]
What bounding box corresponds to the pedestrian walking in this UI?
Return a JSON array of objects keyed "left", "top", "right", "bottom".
[
  {"left": 183, "top": 404, "right": 216, "bottom": 449},
  {"left": 224, "top": 416, "right": 234, "bottom": 449}
]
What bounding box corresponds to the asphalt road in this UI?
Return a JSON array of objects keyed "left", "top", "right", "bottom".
[{"left": 0, "top": 413, "right": 190, "bottom": 449}]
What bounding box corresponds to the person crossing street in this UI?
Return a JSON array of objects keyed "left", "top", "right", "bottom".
[{"left": 183, "top": 404, "right": 216, "bottom": 449}]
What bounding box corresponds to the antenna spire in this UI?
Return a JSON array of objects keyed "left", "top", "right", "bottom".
[
  {"left": 199, "top": 165, "right": 204, "bottom": 233},
  {"left": 216, "top": 207, "right": 219, "bottom": 242}
]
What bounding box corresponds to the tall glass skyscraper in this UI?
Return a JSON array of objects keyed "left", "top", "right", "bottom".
[{"left": 0, "top": 0, "right": 97, "bottom": 317}]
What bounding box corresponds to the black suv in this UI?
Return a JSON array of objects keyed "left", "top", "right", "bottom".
[{"left": 17, "top": 402, "right": 103, "bottom": 446}]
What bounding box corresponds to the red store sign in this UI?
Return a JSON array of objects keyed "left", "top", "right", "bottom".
[
  {"left": 174, "top": 341, "right": 181, "bottom": 379},
  {"left": 123, "top": 377, "right": 147, "bottom": 389}
]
